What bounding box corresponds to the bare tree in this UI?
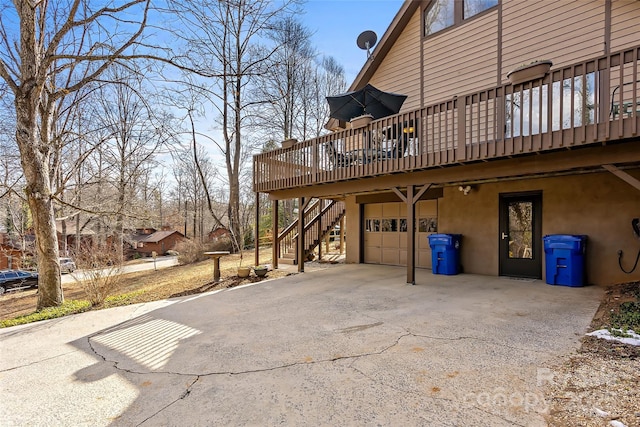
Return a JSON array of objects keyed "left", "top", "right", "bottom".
[
  {"left": 169, "top": 0, "right": 298, "bottom": 251},
  {"left": 307, "top": 56, "right": 347, "bottom": 137},
  {"left": 255, "top": 17, "right": 315, "bottom": 140},
  {"left": 93, "top": 66, "right": 170, "bottom": 260},
  {"left": 172, "top": 143, "right": 219, "bottom": 241},
  {"left": 251, "top": 20, "right": 346, "bottom": 142},
  {"left": 0, "top": 0, "right": 153, "bottom": 308}
]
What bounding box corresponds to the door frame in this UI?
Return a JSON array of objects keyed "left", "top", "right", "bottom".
[{"left": 498, "top": 191, "right": 543, "bottom": 279}]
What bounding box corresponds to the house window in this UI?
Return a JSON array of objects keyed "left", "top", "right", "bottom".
[
  {"left": 366, "top": 219, "right": 381, "bottom": 232},
  {"left": 418, "top": 218, "right": 438, "bottom": 233},
  {"left": 382, "top": 219, "right": 398, "bottom": 232},
  {"left": 424, "top": 0, "right": 498, "bottom": 36},
  {"left": 464, "top": 0, "right": 498, "bottom": 19},
  {"left": 424, "top": 0, "right": 455, "bottom": 35}
]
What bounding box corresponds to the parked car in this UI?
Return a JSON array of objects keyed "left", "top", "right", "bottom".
[
  {"left": 0, "top": 270, "right": 39, "bottom": 295},
  {"left": 59, "top": 257, "right": 76, "bottom": 274}
]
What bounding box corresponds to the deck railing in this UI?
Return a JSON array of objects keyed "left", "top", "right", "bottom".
[
  {"left": 254, "top": 44, "right": 640, "bottom": 193},
  {"left": 276, "top": 199, "right": 345, "bottom": 263}
]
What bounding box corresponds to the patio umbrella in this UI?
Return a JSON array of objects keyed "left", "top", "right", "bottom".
[{"left": 326, "top": 84, "right": 408, "bottom": 122}]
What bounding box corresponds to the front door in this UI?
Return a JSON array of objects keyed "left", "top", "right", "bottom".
[{"left": 499, "top": 193, "right": 542, "bottom": 278}]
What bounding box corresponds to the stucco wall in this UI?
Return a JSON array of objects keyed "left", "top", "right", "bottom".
[
  {"left": 439, "top": 169, "right": 640, "bottom": 285},
  {"left": 343, "top": 167, "right": 640, "bottom": 285}
]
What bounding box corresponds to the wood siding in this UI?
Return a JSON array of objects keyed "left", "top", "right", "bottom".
[
  {"left": 369, "top": 8, "right": 422, "bottom": 112},
  {"left": 611, "top": 0, "right": 640, "bottom": 51},
  {"left": 254, "top": 45, "right": 640, "bottom": 194},
  {"left": 502, "top": 0, "right": 604, "bottom": 81},
  {"left": 423, "top": 10, "right": 499, "bottom": 104}
]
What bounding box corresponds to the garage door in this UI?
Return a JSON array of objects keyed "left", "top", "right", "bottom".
[{"left": 363, "top": 200, "right": 438, "bottom": 268}]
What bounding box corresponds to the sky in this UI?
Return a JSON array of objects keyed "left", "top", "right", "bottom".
[{"left": 299, "top": 0, "right": 404, "bottom": 85}]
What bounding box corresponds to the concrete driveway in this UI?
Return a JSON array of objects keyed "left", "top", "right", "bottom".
[{"left": 0, "top": 265, "right": 602, "bottom": 426}]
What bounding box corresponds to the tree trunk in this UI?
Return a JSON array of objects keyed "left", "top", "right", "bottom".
[{"left": 15, "top": 98, "right": 63, "bottom": 309}]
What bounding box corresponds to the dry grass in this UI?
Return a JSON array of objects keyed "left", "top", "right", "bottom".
[{"left": 0, "top": 247, "right": 292, "bottom": 322}]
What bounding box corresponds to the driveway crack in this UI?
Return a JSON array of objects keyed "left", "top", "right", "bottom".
[
  {"left": 407, "top": 331, "right": 552, "bottom": 354},
  {"left": 0, "top": 349, "right": 81, "bottom": 373},
  {"left": 86, "top": 331, "right": 531, "bottom": 427},
  {"left": 86, "top": 332, "right": 414, "bottom": 377},
  {"left": 136, "top": 376, "right": 200, "bottom": 426}
]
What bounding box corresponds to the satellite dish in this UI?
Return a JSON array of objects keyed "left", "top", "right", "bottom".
[{"left": 357, "top": 30, "right": 377, "bottom": 59}]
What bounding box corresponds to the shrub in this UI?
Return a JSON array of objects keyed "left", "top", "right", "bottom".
[
  {"left": 175, "top": 239, "right": 207, "bottom": 265},
  {"left": 205, "top": 237, "right": 234, "bottom": 253},
  {"left": 74, "top": 246, "right": 123, "bottom": 306}
]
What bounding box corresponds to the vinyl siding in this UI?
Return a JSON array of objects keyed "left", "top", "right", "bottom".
[
  {"left": 610, "top": 0, "right": 640, "bottom": 51},
  {"left": 369, "top": 8, "right": 422, "bottom": 112},
  {"left": 502, "top": 0, "right": 604, "bottom": 82},
  {"left": 423, "top": 10, "right": 499, "bottom": 104}
]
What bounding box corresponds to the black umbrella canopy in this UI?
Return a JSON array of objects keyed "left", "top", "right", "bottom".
[{"left": 326, "top": 84, "right": 408, "bottom": 122}]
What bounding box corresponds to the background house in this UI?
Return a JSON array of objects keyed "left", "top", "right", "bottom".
[
  {"left": 0, "top": 233, "right": 32, "bottom": 269},
  {"left": 208, "top": 227, "right": 232, "bottom": 242},
  {"left": 134, "top": 230, "right": 185, "bottom": 256},
  {"left": 254, "top": 0, "right": 640, "bottom": 286},
  {"left": 56, "top": 222, "right": 95, "bottom": 255}
]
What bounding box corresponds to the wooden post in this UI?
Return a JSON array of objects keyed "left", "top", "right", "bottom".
[
  {"left": 255, "top": 192, "right": 260, "bottom": 266},
  {"left": 272, "top": 199, "right": 279, "bottom": 269},
  {"left": 317, "top": 200, "right": 323, "bottom": 261},
  {"left": 325, "top": 233, "right": 330, "bottom": 253},
  {"left": 407, "top": 185, "right": 416, "bottom": 285},
  {"left": 339, "top": 216, "right": 345, "bottom": 254},
  {"left": 393, "top": 184, "right": 432, "bottom": 285},
  {"left": 456, "top": 96, "right": 467, "bottom": 161},
  {"left": 297, "top": 197, "right": 306, "bottom": 273}
]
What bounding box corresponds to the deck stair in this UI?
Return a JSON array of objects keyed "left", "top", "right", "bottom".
[{"left": 277, "top": 199, "right": 345, "bottom": 265}]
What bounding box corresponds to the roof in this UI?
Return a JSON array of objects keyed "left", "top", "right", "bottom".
[
  {"left": 138, "top": 230, "right": 184, "bottom": 244},
  {"left": 55, "top": 222, "right": 95, "bottom": 236}
]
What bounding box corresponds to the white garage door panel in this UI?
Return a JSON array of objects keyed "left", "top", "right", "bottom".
[
  {"left": 382, "top": 249, "right": 400, "bottom": 265},
  {"left": 364, "top": 200, "right": 438, "bottom": 268},
  {"left": 364, "top": 233, "right": 382, "bottom": 263},
  {"left": 382, "top": 233, "right": 400, "bottom": 248}
]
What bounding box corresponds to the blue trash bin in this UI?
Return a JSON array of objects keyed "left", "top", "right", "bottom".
[
  {"left": 543, "top": 235, "right": 587, "bottom": 287},
  {"left": 428, "top": 234, "right": 462, "bottom": 275}
]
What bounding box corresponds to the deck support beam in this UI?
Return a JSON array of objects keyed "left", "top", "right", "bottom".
[
  {"left": 255, "top": 192, "right": 260, "bottom": 266},
  {"left": 297, "top": 197, "right": 311, "bottom": 273},
  {"left": 393, "top": 184, "right": 433, "bottom": 285},
  {"left": 603, "top": 164, "right": 640, "bottom": 192},
  {"left": 272, "top": 200, "right": 279, "bottom": 269}
]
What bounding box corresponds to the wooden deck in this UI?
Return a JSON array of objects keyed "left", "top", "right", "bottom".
[{"left": 254, "top": 45, "right": 640, "bottom": 193}]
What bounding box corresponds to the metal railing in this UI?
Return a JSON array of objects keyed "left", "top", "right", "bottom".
[{"left": 254, "top": 44, "right": 640, "bottom": 193}]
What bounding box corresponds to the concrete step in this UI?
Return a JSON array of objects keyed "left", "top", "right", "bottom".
[{"left": 278, "top": 257, "right": 297, "bottom": 265}]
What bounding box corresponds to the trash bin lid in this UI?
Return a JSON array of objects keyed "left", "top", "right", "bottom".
[
  {"left": 428, "top": 233, "right": 461, "bottom": 247},
  {"left": 543, "top": 235, "right": 587, "bottom": 251}
]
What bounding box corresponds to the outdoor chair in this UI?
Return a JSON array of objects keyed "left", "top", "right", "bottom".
[
  {"left": 325, "top": 141, "right": 352, "bottom": 169},
  {"left": 382, "top": 119, "right": 416, "bottom": 159},
  {"left": 388, "top": 134, "right": 409, "bottom": 158}
]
